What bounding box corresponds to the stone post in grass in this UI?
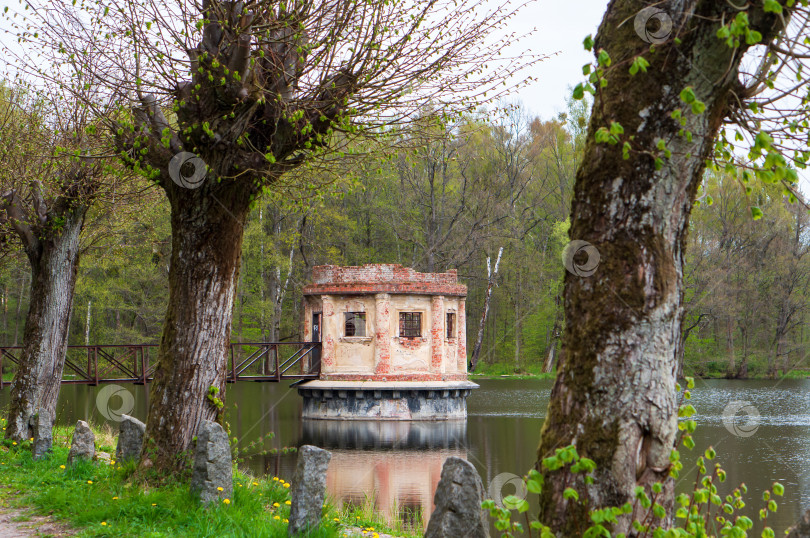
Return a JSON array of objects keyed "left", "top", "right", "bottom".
[
  {"left": 288, "top": 445, "right": 332, "bottom": 536},
  {"left": 190, "top": 420, "right": 233, "bottom": 505}
]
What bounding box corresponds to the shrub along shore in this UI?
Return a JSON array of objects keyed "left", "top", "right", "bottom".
[
  {"left": 0, "top": 418, "right": 418, "bottom": 538},
  {"left": 469, "top": 362, "right": 810, "bottom": 380}
]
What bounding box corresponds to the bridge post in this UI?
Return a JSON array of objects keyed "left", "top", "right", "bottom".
[
  {"left": 140, "top": 346, "right": 148, "bottom": 384},
  {"left": 93, "top": 347, "right": 99, "bottom": 385},
  {"left": 274, "top": 344, "right": 280, "bottom": 381},
  {"left": 0, "top": 348, "right": 4, "bottom": 389},
  {"left": 230, "top": 344, "right": 237, "bottom": 383}
]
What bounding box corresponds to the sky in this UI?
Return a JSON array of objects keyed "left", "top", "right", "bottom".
[{"left": 503, "top": 0, "right": 609, "bottom": 121}]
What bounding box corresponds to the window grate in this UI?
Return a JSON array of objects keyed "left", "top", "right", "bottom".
[
  {"left": 446, "top": 312, "right": 456, "bottom": 339},
  {"left": 399, "top": 312, "right": 422, "bottom": 338}
]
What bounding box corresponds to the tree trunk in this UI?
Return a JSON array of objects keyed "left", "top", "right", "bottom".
[
  {"left": 84, "top": 300, "right": 91, "bottom": 346},
  {"left": 535, "top": 2, "right": 784, "bottom": 534},
  {"left": 738, "top": 325, "right": 749, "bottom": 379},
  {"left": 470, "top": 247, "right": 502, "bottom": 372},
  {"left": 514, "top": 267, "right": 521, "bottom": 370},
  {"left": 2, "top": 283, "right": 8, "bottom": 345},
  {"left": 141, "top": 183, "right": 252, "bottom": 472},
  {"left": 725, "top": 316, "right": 735, "bottom": 377},
  {"left": 5, "top": 209, "right": 85, "bottom": 442},
  {"left": 13, "top": 272, "right": 26, "bottom": 347},
  {"left": 542, "top": 295, "right": 562, "bottom": 374}
]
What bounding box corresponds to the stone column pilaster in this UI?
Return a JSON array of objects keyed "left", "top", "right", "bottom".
[
  {"left": 321, "top": 295, "right": 335, "bottom": 373},
  {"left": 431, "top": 295, "right": 445, "bottom": 373},
  {"left": 458, "top": 298, "right": 467, "bottom": 372},
  {"left": 374, "top": 293, "right": 391, "bottom": 375}
]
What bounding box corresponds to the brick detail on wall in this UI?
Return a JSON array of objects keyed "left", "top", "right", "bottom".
[
  {"left": 303, "top": 264, "right": 466, "bottom": 297},
  {"left": 312, "top": 264, "right": 458, "bottom": 285},
  {"left": 320, "top": 373, "right": 470, "bottom": 382},
  {"left": 302, "top": 282, "right": 466, "bottom": 297}
]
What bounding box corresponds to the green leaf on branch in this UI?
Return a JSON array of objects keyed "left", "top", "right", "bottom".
[{"left": 629, "top": 56, "right": 650, "bottom": 75}]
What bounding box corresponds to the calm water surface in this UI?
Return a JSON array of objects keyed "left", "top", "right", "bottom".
[{"left": 2, "top": 378, "right": 809, "bottom": 534}]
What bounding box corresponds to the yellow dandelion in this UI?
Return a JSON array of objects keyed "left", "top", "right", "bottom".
[
  {"left": 283, "top": 483, "right": 290, "bottom": 488},
  {"left": 273, "top": 502, "right": 280, "bottom": 508},
  {"left": 59, "top": 465, "right": 65, "bottom": 469},
  {"left": 285, "top": 500, "right": 291, "bottom": 505},
  {"left": 101, "top": 522, "right": 107, "bottom": 526},
  {"left": 273, "top": 476, "right": 279, "bottom": 481},
  {"left": 151, "top": 503, "right": 157, "bottom": 507},
  {"left": 112, "top": 496, "right": 119, "bottom": 500},
  {"left": 87, "top": 480, "right": 93, "bottom": 484},
  {"left": 333, "top": 517, "right": 340, "bottom": 522},
  {"left": 11, "top": 442, "right": 16, "bottom": 446},
  {"left": 283, "top": 519, "right": 288, "bottom": 523},
  {"left": 373, "top": 534, "right": 379, "bottom": 538},
  {"left": 273, "top": 515, "right": 281, "bottom": 520},
  {"left": 252, "top": 481, "right": 258, "bottom": 486},
  {"left": 217, "top": 486, "right": 224, "bottom": 491},
  {"left": 223, "top": 498, "right": 231, "bottom": 505},
  {"left": 29, "top": 437, "right": 33, "bottom": 441}
]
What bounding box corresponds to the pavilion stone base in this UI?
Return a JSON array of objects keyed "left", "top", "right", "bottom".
[{"left": 296, "top": 380, "right": 478, "bottom": 420}]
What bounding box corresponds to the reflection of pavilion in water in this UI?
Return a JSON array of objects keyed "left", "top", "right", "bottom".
[{"left": 302, "top": 419, "right": 468, "bottom": 531}]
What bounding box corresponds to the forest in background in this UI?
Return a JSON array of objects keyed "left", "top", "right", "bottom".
[{"left": 0, "top": 98, "right": 807, "bottom": 379}]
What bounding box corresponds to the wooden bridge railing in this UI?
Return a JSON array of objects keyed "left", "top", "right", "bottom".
[{"left": 0, "top": 341, "right": 321, "bottom": 387}]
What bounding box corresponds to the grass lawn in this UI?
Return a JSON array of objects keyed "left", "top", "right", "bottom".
[{"left": 0, "top": 419, "right": 417, "bottom": 538}]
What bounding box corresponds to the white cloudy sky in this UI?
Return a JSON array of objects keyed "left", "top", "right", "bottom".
[{"left": 505, "top": 0, "right": 608, "bottom": 120}]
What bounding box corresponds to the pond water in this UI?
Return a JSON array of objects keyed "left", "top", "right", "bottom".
[{"left": 2, "top": 377, "right": 810, "bottom": 534}]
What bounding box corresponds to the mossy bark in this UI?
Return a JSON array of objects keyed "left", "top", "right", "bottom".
[
  {"left": 5, "top": 209, "right": 85, "bottom": 442},
  {"left": 535, "top": 1, "right": 786, "bottom": 535},
  {"left": 141, "top": 179, "right": 254, "bottom": 472}
]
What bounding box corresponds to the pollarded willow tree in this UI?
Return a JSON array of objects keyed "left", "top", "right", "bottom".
[
  {"left": 3, "top": 0, "right": 537, "bottom": 471},
  {"left": 536, "top": 0, "right": 810, "bottom": 535},
  {"left": 0, "top": 83, "right": 114, "bottom": 442}
]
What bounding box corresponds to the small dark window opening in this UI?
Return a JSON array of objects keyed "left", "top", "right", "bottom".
[
  {"left": 344, "top": 312, "right": 366, "bottom": 337},
  {"left": 399, "top": 312, "right": 422, "bottom": 338},
  {"left": 446, "top": 312, "right": 456, "bottom": 339}
]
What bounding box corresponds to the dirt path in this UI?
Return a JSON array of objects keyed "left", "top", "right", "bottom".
[{"left": 0, "top": 506, "right": 73, "bottom": 537}]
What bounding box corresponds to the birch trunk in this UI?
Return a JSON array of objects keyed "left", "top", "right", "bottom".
[
  {"left": 535, "top": 2, "right": 785, "bottom": 534},
  {"left": 470, "top": 247, "right": 502, "bottom": 372}
]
